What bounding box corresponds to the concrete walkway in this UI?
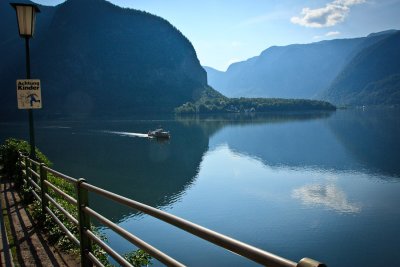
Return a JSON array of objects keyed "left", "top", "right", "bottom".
[
  {"left": 0, "top": 179, "right": 13, "bottom": 267},
  {"left": 0, "top": 173, "right": 79, "bottom": 267}
]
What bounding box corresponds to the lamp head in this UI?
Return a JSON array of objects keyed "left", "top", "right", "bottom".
[{"left": 10, "top": 3, "right": 41, "bottom": 38}]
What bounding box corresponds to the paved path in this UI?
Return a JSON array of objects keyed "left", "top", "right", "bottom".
[
  {"left": 0, "top": 174, "right": 79, "bottom": 267},
  {"left": 0, "top": 180, "right": 13, "bottom": 267}
]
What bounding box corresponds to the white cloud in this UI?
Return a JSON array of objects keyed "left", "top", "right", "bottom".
[
  {"left": 291, "top": 0, "right": 365, "bottom": 28},
  {"left": 326, "top": 31, "right": 341, "bottom": 36},
  {"left": 335, "top": 0, "right": 365, "bottom": 5},
  {"left": 292, "top": 183, "right": 361, "bottom": 213}
]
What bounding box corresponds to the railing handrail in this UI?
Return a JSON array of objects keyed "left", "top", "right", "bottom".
[
  {"left": 16, "top": 153, "right": 326, "bottom": 267},
  {"left": 81, "top": 182, "right": 297, "bottom": 267},
  {"left": 83, "top": 205, "right": 185, "bottom": 267},
  {"left": 43, "top": 165, "right": 78, "bottom": 184}
]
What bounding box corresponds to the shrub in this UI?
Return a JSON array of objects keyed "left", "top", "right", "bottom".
[
  {"left": 0, "top": 138, "right": 50, "bottom": 187},
  {"left": 1, "top": 138, "right": 152, "bottom": 266}
]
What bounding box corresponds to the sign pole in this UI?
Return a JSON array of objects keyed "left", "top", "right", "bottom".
[{"left": 25, "top": 36, "right": 36, "bottom": 160}]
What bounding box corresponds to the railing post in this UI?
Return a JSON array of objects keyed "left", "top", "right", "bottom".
[
  {"left": 17, "top": 153, "right": 23, "bottom": 185},
  {"left": 39, "top": 163, "right": 48, "bottom": 218},
  {"left": 24, "top": 156, "right": 29, "bottom": 183},
  {"left": 77, "top": 178, "right": 93, "bottom": 267}
]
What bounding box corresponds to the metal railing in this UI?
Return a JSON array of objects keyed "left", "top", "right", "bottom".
[{"left": 17, "top": 153, "right": 326, "bottom": 267}]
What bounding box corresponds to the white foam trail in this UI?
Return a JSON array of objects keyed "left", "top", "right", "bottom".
[
  {"left": 103, "top": 130, "right": 149, "bottom": 138},
  {"left": 41, "top": 126, "right": 72, "bottom": 129}
]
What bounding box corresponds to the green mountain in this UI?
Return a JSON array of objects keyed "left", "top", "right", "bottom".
[
  {"left": 322, "top": 32, "right": 400, "bottom": 105},
  {"left": 204, "top": 38, "right": 366, "bottom": 98},
  {"left": 0, "top": 0, "right": 207, "bottom": 120},
  {"left": 205, "top": 30, "right": 399, "bottom": 106}
]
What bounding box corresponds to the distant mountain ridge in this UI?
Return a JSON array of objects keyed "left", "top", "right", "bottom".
[
  {"left": 0, "top": 0, "right": 208, "bottom": 120},
  {"left": 322, "top": 31, "right": 400, "bottom": 105},
  {"left": 205, "top": 30, "right": 400, "bottom": 106}
]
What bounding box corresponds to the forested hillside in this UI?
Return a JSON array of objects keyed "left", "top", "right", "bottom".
[
  {"left": 322, "top": 32, "right": 400, "bottom": 105},
  {"left": 0, "top": 0, "right": 207, "bottom": 120}
]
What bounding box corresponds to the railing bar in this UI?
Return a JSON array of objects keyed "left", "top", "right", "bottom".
[
  {"left": 45, "top": 207, "right": 80, "bottom": 246},
  {"left": 85, "top": 230, "right": 133, "bottom": 267},
  {"left": 32, "top": 190, "right": 41, "bottom": 202},
  {"left": 27, "top": 177, "right": 41, "bottom": 191},
  {"left": 87, "top": 251, "right": 105, "bottom": 267},
  {"left": 16, "top": 154, "right": 323, "bottom": 267},
  {"left": 84, "top": 207, "right": 185, "bottom": 267},
  {"left": 28, "top": 168, "right": 40, "bottom": 180},
  {"left": 44, "top": 180, "right": 78, "bottom": 205},
  {"left": 82, "top": 183, "right": 296, "bottom": 267},
  {"left": 45, "top": 193, "right": 79, "bottom": 226},
  {"left": 43, "top": 166, "right": 77, "bottom": 184},
  {"left": 26, "top": 158, "right": 40, "bottom": 166}
]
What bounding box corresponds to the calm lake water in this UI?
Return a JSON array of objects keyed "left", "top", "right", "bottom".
[{"left": 1, "top": 109, "right": 399, "bottom": 267}]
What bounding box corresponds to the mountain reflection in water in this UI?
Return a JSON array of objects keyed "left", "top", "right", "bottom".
[{"left": 1, "top": 109, "right": 400, "bottom": 267}]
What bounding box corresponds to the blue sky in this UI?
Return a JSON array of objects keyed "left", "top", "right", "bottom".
[{"left": 35, "top": 0, "right": 400, "bottom": 71}]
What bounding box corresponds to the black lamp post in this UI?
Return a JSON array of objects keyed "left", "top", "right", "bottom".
[{"left": 10, "top": 3, "right": 40, "bottom": 160}]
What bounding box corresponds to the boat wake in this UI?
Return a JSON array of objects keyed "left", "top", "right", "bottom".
[
  {"left": 40, "top": 126, "right": 72, "bottom": 129},
  {"left": 102, "top": 131, "right": 149, "bottom": 138}
]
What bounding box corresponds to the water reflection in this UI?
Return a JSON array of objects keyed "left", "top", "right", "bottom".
[
  {"left": 328, "top": 109, "right": 400, "bottom": 177},
  {"left": 70, "top": 120, "right": 209, "bottom": 222},
  {"left": 2, "top": 110, "right": 400, "bottom": 267},
  {"left": 208, "top": 109, "right": 400, "bottom": 179},
  {"left": 208, "top": 112, "right": 357, "bottom": 171},
  {"left": 292, "top": 183, "right": 361, "bottom": 213},
  {"left": 176, "top": 111, "right": 334, "bottom": 137},
  {"left": 0, "top": 119, "right": 209, "bottom": 223},
  {"left": 1, "top": 109, "right": 399, "bottom": 223}
]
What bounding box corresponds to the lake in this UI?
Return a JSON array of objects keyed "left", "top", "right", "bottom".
[{"left": 1, "top": 109, "right": 399, "bottom": 267}]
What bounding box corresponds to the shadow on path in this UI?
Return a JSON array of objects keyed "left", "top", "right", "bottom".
[
  {"left": 0, "top": 176, "right": 78, "bottom": 267},
  {"left": 0, "top": 178, "right": 13, "bottom": 267}
]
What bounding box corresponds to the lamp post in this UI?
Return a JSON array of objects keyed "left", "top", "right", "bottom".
[{"left": 10, "top": 3, "right": 40, "bottom": 160}]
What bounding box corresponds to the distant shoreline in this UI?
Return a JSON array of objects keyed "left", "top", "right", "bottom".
[{"left": 175, "top": 93, "right": 336, "bottom": 114}]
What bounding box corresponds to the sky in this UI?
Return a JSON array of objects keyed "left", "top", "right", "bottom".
[{"left": 35, "top": 0, "right": 400, "bottom": 71}]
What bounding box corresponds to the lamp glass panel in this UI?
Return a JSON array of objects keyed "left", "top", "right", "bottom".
[{"left": 16, "top": 6, "right": 33, "bottom": 36}]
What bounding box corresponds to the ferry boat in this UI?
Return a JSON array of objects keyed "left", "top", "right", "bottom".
[{"left": 148, "top": 128, "right": 171, "bottom": 139}]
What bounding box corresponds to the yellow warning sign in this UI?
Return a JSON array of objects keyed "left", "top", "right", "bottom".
[{"left": 16, "top": 79, "right": 42, "bottom": 109}]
